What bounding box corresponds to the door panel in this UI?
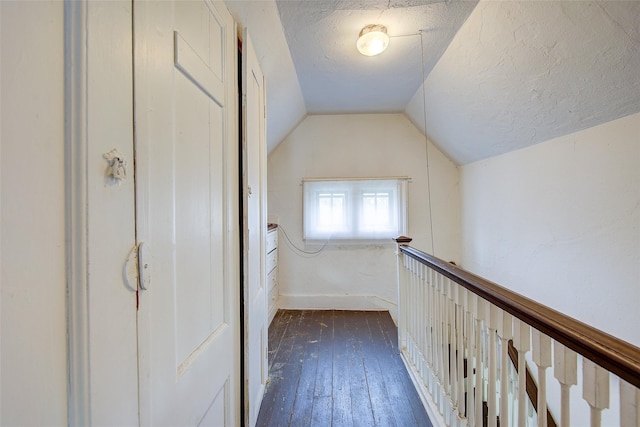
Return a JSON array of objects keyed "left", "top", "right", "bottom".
[
  {"left": 173, "top": 73, "right": 225, "bottom": 368},
  {"left": 242, "top": 31, "right": 268, "bottom": 427},
  {"left": 134, "top": 1, "right": 239, "bottom": 425},
  {"left": 198, "top": 380, "right": 229, "bottom": 427}
]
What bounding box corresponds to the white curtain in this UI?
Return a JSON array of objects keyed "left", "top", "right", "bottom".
[{"left": 303, "top": 178, "right": 407, "bottom": 241}]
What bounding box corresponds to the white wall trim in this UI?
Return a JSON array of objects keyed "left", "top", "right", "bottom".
[
  {"left": 399, "top": 352, "right": 447, "bottom": 427},
  {"left": 278, "top": 294, "right": 398, "bottom": 324},
  {"left": 64, "top": 1, "right": 91, "bottom": 425}
]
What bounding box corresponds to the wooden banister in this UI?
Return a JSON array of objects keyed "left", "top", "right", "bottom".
[{"left": 398, "top": 245, "right": 640, "bottom": 389}]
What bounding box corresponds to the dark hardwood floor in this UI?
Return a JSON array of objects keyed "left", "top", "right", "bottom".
[{"left": 256, "top": 310, "right": 433, "bottom": 427}]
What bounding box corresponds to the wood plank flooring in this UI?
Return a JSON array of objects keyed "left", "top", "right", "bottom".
[{"left": 256, "top": 310, "right": 433, "bottom": 427}]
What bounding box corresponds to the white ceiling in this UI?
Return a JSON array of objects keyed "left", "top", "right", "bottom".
[
  {"left": 276, "top": 0, "right": 478, "bottom": 113},
  {"left": 406, "top": 0, "right": 640, "bottom": 164},
  {"left": 228, "top": 0, "right": 640, "bottom": 164}
]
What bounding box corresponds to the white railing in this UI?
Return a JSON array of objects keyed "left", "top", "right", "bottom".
[{"left": 394, "top": 238, "right": 640, "bottom": 427}]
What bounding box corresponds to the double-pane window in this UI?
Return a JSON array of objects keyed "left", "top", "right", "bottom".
[{"left": 303, "top": 178, "right": 407, "bottom": 241}]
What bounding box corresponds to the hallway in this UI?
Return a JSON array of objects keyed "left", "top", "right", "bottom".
[{"left": 256, "top": 310, "right": 432, "bottom": 426}]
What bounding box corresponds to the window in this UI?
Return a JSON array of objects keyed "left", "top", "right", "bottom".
[{"left": 303, "top": 178, "right": 408, "bottom": 241}]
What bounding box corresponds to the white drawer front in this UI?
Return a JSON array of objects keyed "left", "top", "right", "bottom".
[
  {"left": 268, "top": 284, "right": 278, "bottom": 307},
  {"left": 266, "top": 229, "right": 278, "bottom": 253},
  {"left": 267, "top": 267, "right": 278, "bottom": 292},
  {"left": 266, "top": 247, "right": 277, "bottom": 273},
  {"left": 268, "top": 282, "right": 278, "bottom": 322}
]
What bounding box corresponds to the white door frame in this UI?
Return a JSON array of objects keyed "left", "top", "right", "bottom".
[
  {"left": 65, "top": 1, "right": 139, "bottom": 425},
  {"left": 65, "top": 2, "right": 91, "bottom": 423}
]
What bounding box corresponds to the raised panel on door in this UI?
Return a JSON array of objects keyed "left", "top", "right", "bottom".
[{"left": 134, "top": 1, "right": 239, "bottom": 425}]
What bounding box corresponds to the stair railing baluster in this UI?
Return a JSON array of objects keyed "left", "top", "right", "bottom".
[
  {"left": 447, "top": 278, "right": 457, "bottom": 421},
  {"left": 439, "top": 273, "right": 448, "bottom": 419},
  {"left": 583, "top": 358, "right": 610, "bottom": 427},
  {"left": 419, "top": 263, "right": 425, "bottom": 380},
  {"left": 619, "top": 379, "right": 639, "bottom": 427},
  {"left": 475, "top": 297, "right": 487, "bottom": 426},
  {"left": 393, "top": 239, "right": 640, "bottom": 427},
  {"left": 428, "top": 267, "right": 436, "bottom": 394},
  {"left": 456, "top": 285, "right": 466, "bottom": 423},
  {"left": 512, "top": 318, "right": 531, "bottom": 427},
  {"left": 553, "top": 341, "right": 577, "bottom": 427},
  {"left": 464, "top": 288, "right": 476, "bottom": 426},
  {"left": 498, "top": 309, "right": 514, "bottom": 426},
  {"left": 532, "top": 329, "right": 552, "bottom": 427},
  {"left": 487, "top": 305, "right": 499, "bottom": 427}
]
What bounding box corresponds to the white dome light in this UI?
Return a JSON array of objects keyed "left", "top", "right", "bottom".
[{"left": 356, "top": 24, "right": 389, "bottom": 57}]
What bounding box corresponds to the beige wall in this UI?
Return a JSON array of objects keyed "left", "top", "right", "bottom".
[
  {"left": 267, "top": 114, "right": 461, "bottom": 317},
  {"left": 1, "top": 2, "right": 139, "bottom": 424},
  {"left": 460, "top": 112, "right": 640, "bottom": 347},
  {"left": 1, "top": 2, "right": 68, "bottom": 424}
]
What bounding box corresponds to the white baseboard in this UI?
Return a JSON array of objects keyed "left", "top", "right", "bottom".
[
  {"left": 277, "top": 294, "right": 397, "bottom": 325},
  {"left": 399, "top": 351, "right": 447, "bottom": 427}
]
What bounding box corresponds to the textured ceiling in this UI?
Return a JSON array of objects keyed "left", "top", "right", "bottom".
[
  {"left": 234, "top": 0, "right": 640, "bottom": 163},
  {"left": 405, "top": 0, "right": 640, "bottom": 164},
  {"left": 276, "top": 0, "right": 478, "bottom": 113}
]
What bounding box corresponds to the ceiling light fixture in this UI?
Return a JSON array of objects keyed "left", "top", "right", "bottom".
[{"left": 356, "top": 24, "right": 389, "bottom": 57}]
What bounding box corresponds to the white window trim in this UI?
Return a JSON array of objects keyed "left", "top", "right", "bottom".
[{"left": 302, "top": 177, "right": 409, "bottom": 243}]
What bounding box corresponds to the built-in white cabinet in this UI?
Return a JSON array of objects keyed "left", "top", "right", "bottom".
[{"left": 267, "top": 225, "right": 278, "bottom": 324}]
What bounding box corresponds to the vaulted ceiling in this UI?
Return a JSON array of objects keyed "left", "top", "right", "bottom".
[
  {"left": 276, "top": 0, "right": 478, "bottom": 114},
  {"left": 227, "top": 0, "right": 640, "bottom": 165}
]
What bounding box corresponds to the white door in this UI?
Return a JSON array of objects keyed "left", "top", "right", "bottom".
[
  {"left": 134, "top": 1, "right": 240, "bottom": 425},
  {"left": 242, "top": 31, "right": 268, "bottom": 427}
]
